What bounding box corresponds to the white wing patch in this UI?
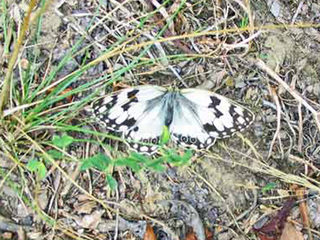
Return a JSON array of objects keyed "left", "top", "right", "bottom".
[
  {"left": 92, "top": 85, "right": 167, "bottom": 154},
  {"left": 92, "top": 85, "right": 255, "bottom": 154},
  {"left": 124, "top": 103, "right": 166, "bottom": 154},
  {"left": 180, "top": 88, "right": 254, "bottom": 140},
  {"left": 169, "top": 100, "right": 216, "bottom": 150}
]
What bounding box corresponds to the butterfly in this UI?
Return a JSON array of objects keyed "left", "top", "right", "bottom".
[{"left": 92, "top": 85, "right": 254, "bottom": 154}]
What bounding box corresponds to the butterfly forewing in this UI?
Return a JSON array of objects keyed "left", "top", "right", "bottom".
[
  {"left": 92, "top": 85, "right": 166, "bottom": 131},
  {"left": 92, "top": 85, "right": 167, "bottom": 154}
]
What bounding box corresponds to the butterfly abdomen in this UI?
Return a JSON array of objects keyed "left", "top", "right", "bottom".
[{"left": 163, "top": 92, "right": 177, "bottom": 127}]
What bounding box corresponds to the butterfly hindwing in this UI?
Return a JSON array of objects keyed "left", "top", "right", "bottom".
[
  {"left": 124, "top": 102, "right": 166, "bottom": 154},
  {"left": 169, "top": 96, "right": 216, "bottom": 150}
]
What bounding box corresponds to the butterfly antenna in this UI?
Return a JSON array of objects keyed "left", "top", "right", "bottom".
[{"left": 168, "top": 65, "right": 188, "bottom": 88}]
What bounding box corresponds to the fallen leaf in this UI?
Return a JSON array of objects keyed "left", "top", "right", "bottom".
[
  {"left": 185, "top": 228, "right": 197, "bottom": 240},
  {"left": 205, "top": 228, "right": 214, "bottom": 239},
  {"left": 112, "top": 82, "right": 131, "bottom": 91},
  {"left": 257, "top": 233, "right": 276, "bottom": 240},
  {"left": 75, "top": 210, "right": 104, "bottom": 229},
  {"left": 143, "top": 224, "right": 156, "bottom": 240},
  {"left": 184, "top": 227, "right": 214, "bottom": 240},
  {"left": 46, "top": 87, "right": 73, "bottom": 103},
  {"left": 280, "top": 223, "right": 303, "bottom": 240},
  {"left": 253, "top": 198, "right": 295, "bottom": 237}
]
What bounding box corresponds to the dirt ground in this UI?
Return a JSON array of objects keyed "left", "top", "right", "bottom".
[{"left": 1, "top": 0, "right": 320, "bottom": 239}]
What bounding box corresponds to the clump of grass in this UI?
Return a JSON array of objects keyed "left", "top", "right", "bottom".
[{"left": 0, "top": 1, "right": 196, "bottom": 234}]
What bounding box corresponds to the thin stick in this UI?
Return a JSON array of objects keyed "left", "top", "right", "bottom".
[
  {"left": 298, "top": 101, "right": 303, "bottom": 153},
  {"left": 255, "top": 59, "right": 320, "bottom": 132},
  {"left": 295, "top": 187, "right": 314, "bottom": 240},
  {"left": 267, "top": 87, "right": 282, "bottom": 159},
  {"left": 291, "top": 0, "right": 305, "bottom": 25}
]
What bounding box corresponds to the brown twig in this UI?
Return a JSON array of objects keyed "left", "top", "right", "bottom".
[{"left": 294, "top": 186, "right": 314, "bottom": 240}]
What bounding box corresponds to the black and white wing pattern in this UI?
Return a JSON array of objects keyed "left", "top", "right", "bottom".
[
  {"left": 92, "top": 85, "right": 167, "bottom": 154},
  {"left": 169, "top": 88, "right": 254, "bottom": 150},
  {"left": 92, "top": 85, "right": 255, "bottom": 154}
]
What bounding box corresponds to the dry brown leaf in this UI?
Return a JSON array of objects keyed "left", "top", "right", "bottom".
[
  {"left": 280, "top": 223, "right": 303, "bottom": 240},
  {"left": 74, "top": 210, "right": 104, "bottom": 229},
  {"left": 2, "top": 232, "right": 13, "bottom": 239},
  {"left": 205, "top": 228, "right": 214, "bottom": 239},
  {"left": 184, "top": 227, "right": 214, "bottom": 240},
  {"left": 258, "top": 234, "right": 276, "bottom": 240},
  {"left": 185, "top": 231, "right": 197, "bottom": 240},
  {"left": 75, "top": 201, "right": 97, "bottom": 214},
  {"left": 143, "top": 224, "right": 156, "bottom": 240},
  {"left": 46, "top": 87, "right": 73, "bottom": 103},
  {"left": 253, "top": 198, "right": 295, "bottom": 238}
]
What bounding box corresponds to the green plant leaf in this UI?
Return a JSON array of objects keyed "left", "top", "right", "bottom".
[
  {"left": 80, "top": 159, "right": 94, "bottom": 171},
  {"left": 52, "top": 133, "right": 74, "bottom": 148},
  {"left": 37, "top": 162, "right": 47, "bottom": 180},
  {"left": 240, "top": 16, "right": 249, "bottom": 28},
  {"left": 167, "top": 149, "right": 193, "bottom": 166},
  {"left": 179, "top": 149, "right": 193, "bottom": 162},
  {"left": 130, "top": 152, "right": 149, "bottom": 163},
  {"left": 262, "top": 182, "right": 277, "bottom": 193},
  {"left": 106, "top": 174, "right": 118, "bottom": 190},
  {"left": 26, "top": 159, "right": 47, "bottom": 180},
  {"left": 146, "top": 158, "right": 166, "bottom": 172},
  {"left": 114, "top": 157, "right": 142, "bottom": 172},
  {"left": 47, "top": 150, "right": 63, "bottom": 159},
  {"left": 80, "top": 154, "right": 112, "bottom": 171},
  {"left": 27, "top": 159, "right": 40, "bottom": 171}
]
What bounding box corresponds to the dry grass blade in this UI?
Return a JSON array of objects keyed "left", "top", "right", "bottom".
[
  {"left": 213, "top": 141, "right": 320, "bottom": 193},
  {"left": 255, "top": 58, "right": 320, "bottom": 132},
  {"left": 3, "top": 101, "right": 43, "bottom": 117},
  {"left": 0, "top": 0, "right": 37, "bottom": 114},
  {"left": 78, "top": 24, "right": 320, "bottom": 72},
  {"left": 267, "top": 87, "right": 283, "bottom": 159}
]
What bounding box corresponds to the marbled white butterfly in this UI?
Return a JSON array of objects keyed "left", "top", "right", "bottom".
[{"left": 92, "top": 85, "right": 254, "bottom": 154}]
